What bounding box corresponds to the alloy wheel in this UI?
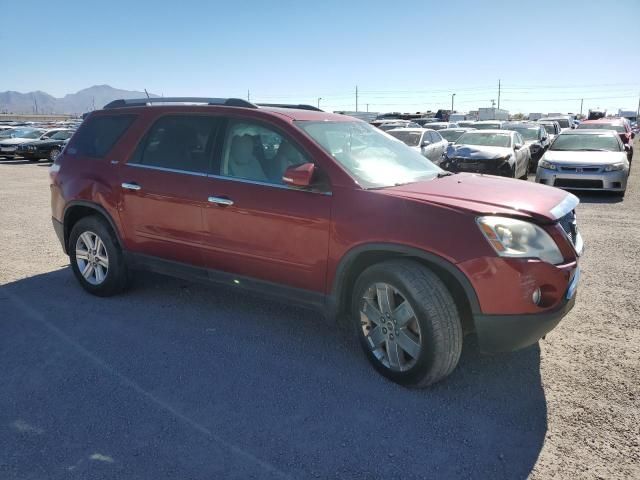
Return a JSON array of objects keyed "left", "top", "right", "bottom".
[
  {"left": 49, "top": 148, "right": 60, "bottom": 161},
  {"left": 359, "top": 282, "right": 422, "bottom": 372},
  {"left": 75, "top": 231, "right": 109, "bottom": 285}
]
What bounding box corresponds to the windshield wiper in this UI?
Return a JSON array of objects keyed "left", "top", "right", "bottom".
[{"left": 437, "top": 171, "right": 454, "bottom": 178}]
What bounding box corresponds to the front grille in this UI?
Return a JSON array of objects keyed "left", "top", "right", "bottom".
[
  {"left": 559, "top": 166, "right": 601, "bottom": 173},
  {"left": 554, "top": 178, "right": 603, "bottom": 189},
  {"left": 558, "top": 210, "right": 578, "bottom": 245}
]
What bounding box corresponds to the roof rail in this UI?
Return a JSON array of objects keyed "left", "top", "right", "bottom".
[
  {"left": 103, "top": 97, "right": 257, "bottom": 109},
  {"left": 257, "top": 103, "right": 323, "bottom": 112}
]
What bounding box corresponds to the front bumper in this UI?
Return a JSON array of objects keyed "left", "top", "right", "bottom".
[
  {"left": 474, "top": 267, "right": 580, "bottom": 353},
  {"left": 536, "top": 166, "right": 628, "bottom": 191},
  {"left": 441, "top": 157, "right": 511, "bottom": 176}
]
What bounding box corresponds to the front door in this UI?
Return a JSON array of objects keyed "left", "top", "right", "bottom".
[{"left": 201, "top": 118, "right": 332, "bottom": 293}]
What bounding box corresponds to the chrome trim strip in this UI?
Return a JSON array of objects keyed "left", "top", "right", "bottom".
[
  {"left": 566, "top": 267, "right": 580, "bottom": 300},
  {"left": 208, "top": 196, "right": 234, "bottom": 206},
  {"left": 206, "top": 173, "right": 333, "bottom": 196},
  {"left": 126, "top": 162, "right": 207, "bottom": 177},
  {"left": 550, "top": 193, "right": 579, "bottom": 219}
]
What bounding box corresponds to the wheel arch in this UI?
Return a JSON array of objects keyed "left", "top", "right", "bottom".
[
  {"left": 328, "top": 243, "right": 480, "bottom": 332},
  {"left": 63, "top": 201, "right": 123, "bottom": 254}
]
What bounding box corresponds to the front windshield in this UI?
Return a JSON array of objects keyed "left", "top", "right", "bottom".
[
  {"left": 427, "top": 124, "right": 446, "bottom": 130},
  {"left": 23, "top": 130, "right": 43, "bottom": 139},
  {"left": 541, "top": 124, "right": 556, "bottom": 134},
  {"left": 1, "top": 128, "right": 36, "bottom": 138},
  {"left": 386, "top": 130, "right": 422, "bottom": 147},
  {"left": 440, "top": 130, "right": 466, "bottom": 142},
  {"left": 50, "top": 131, "right": 73, "bottom": 140},
  {"left": 550, "top": 133, "right": 620, "bottom": 152},
  {"left": 457, "top": 121, "right": 475, "bottom": 128},
  {"left": 505, "top": 126, "right": 539, "bottom": 141},
  {"left": 296, "top": 121, "right": 442, "bottom": 188},
  {"left": 456, "top": 132, "right": 512, "bottom": 147},
  {"left": 472, "top": 123, "right": 500, "bottom": 130},
  {"left": 577, "top": 123, "right": 625, "bottom": 133},
  {"left": 379, "top": 123, "right": 405, "bottom": 131}
]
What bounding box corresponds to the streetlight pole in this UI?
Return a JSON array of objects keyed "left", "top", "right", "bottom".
[
  {"left": 451, "top": 93, "right": 456, "bottom": 112},
  {"left": 317, "top": 97, "right": 322, "bottom": 109}
]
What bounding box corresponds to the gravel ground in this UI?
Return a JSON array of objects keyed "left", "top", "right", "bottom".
[{"left": 0, "top": 144, "right": 638, "bottom": 479}]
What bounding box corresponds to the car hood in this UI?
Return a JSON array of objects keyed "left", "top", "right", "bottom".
[
  {"left": 0, "top": 137, "right": 38, "bottom": 145},
  {"left": 446, "top": 144, "right": 512, "bottom": 160},
  {"left": 381, "top": 173, "right": 574, "bottom": 222},
  {"left": 543, "top": 150, "right": 627, "bottom": 165}
]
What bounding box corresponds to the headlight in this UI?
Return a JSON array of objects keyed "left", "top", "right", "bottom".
[
  {"left": 604, "top": 163, "right": 626, "bottom": 172},
  {"left": 539, "top": 159, "right": 556, "bottom": 170},
  {"left": 477, "top": 216, "right": 564, "bottom": 264}
]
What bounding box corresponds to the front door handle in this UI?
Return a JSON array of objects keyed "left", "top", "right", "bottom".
[
  {"left": 208, "top": 196, "right": 234, "bottom": 206},
  {"left": 122, "top": 182, "right": 142, "bottom": 191}
]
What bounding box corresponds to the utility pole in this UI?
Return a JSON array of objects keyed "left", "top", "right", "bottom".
[
  {"left": 355, "top": 85, "right": 359, "bottom": 112},
  {"left": 317, "top": 97, "right": 322, "bottom": 109},
  {"left": 580, "top": 98, "right": 584, "bottom": 117},
  {"left": 366, "top": 104, "right": 369, "bottom": 112},
  {"left": 636, "top": 93, "right": 640, "bottom": 122},
  {"left": 247, "top": 90, "right": 250, "bottom": 102},
  {"left": 491, "top": 99, "right": 496, "bottom": 120},
  {"left": 451, "top": 93, "right": 456, "bottom": 112},
  {"left": 497, "top": 79, "right": 501, "bottom": 110}
]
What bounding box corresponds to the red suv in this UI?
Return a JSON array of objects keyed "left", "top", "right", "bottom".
[
  {"left": 50, "top": 98, "right": 583, "bottom": 387},
  {"left": 578, "top": 119, "right": 635, "bottom": 162}
]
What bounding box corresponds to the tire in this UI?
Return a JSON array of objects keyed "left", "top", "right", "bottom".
[
  {"left": 69, "top": 215, "right": 129, "bottom": 297},
  {"left": 351, "top": 260, "right": 463, "bottom": 388},
  {"left": 49, "top": 148, "right": 61, "bottom": 162}
]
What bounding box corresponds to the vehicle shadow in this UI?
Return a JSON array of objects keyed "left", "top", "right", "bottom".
[
  {"left": 0, "top": 157, "right": 33, "bottom": 165},
  {"left": 0, "top": 268, "right": 547, "bottom": 479},
  {"left": 572, "top": 190, "right": 623, "bottom": 204}
]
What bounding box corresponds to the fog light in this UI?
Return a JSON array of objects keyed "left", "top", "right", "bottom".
[{"left": 532, "top": 287, "right": 541, "bottom": 305}]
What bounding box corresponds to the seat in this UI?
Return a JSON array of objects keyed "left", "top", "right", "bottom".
[{"left": 227, "top": 134, "right": 268, "bottom": 182}]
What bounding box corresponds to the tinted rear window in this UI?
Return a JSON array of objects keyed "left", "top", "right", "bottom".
[{"left": 67, "top": 114, "right": 135, "bottom": 158}]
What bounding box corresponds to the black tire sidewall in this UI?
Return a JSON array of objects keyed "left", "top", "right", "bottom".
[
  {"left": 351, "top": 263, "right": 455, "bottom": 387},
  {"left": 69, "top": 216, "right": 125, "bottom": 296}
]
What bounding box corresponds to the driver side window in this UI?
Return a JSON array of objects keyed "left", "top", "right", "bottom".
[{"left": 220, "top": 121, "right": 308, "bottom": 185}]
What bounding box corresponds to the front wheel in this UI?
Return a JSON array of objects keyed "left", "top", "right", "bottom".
[
  {"left": 352, "top": 260, "right": 463, "bottom": 388},
  {"left": 49, "top": 148, "right": 61, "bottom": 162}
]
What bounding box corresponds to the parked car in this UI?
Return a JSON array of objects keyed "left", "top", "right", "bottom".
[
  {"left": 577, "top": 119, "right": 634, "bottom": 162},
  {"left": 0, "top": 128, "right": 46, "bottom": 157},
  {"left": 471, "top": 120, "right": 506, "bottom": 130},
  {"left": 501, "top": 122, "right": 551, "bottom": 171},
  {"left": 440, "top": 130, "right": 530, "bottom": 178},
  {"left": 420, "top": 122, "right": 459, "bottom": 131},
  {"left": 543, "top": 116, "right": 574, "bottom": 131},
  {"left": 386, "top": 128, "right": 448, "bottom": 163},
  {"left": 413, "top": 118, "right": 439, "bottom": 126},
  {"left": 456, "top": 121, "right": 477, "bottom": 128},
  {"left": 50, "top": 97, "right": 582, "bottom": 387},
  {"left": 536, "top": 130, "right": 629, "bottom": 196},
  {"left": 438, "top": 127, "right": 476, "bottom": 145},
  {"left": 377, "top": 120, "right": 422, "bottom": 131},
  {"left": 16, "top": 129, "right": 74, "bottom": 161},
  {"left": 538, "top": 120, "right": 562, "bottom": 142}
]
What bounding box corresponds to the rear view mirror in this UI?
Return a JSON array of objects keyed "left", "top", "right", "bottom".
[{"left": 282, "top": 162, "right": 315, "bottom": 188}]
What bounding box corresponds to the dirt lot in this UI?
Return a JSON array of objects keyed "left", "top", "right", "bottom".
[{"left": 1, "top": 144, "right": 638, "bottom": 479}]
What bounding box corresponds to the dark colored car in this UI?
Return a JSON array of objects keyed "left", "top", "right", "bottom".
[
  {"left": 50, "top": 97, "right": 582, "bottom": 387},
  {"left": 501, "top": 122, "right": 551, "bottom": 171},
  {"left": 439, "top": 130, "right": 530, "bottom": 178},
  {"left": 578, "top": 119, "right": 635, "bottom": 162},
  {"left": 17, "top": 130, "right": 74, "bottom": 161}
]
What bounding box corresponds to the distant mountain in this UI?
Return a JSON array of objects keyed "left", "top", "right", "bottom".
[{"left": 0, "top": 85, "right": 159, "bottom": 114}]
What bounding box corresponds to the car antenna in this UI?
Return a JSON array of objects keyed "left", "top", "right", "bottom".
[{"left": 144, "top": 89, "right": 150, "bottom": 99}]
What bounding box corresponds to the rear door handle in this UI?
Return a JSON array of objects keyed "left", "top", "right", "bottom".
[
  {"left": 122, "top": 182, "right": 142, "bottom": 191},
  {"left": 208, "top": 196, "right": 234, "bottom": 206}
]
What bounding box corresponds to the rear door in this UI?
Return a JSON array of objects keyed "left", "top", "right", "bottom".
[
  {"left": 118, "top": 114, "right": 221, "bottom": 266},
  {"left": 200, "top": 117, "right": 332, "bottom": 293}
]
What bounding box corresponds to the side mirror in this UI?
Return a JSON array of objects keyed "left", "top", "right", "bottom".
[
  {"left": 514, "top": 144, "right": 522, "bottom": 150},
  {"left": 421, "top": 140, "right": 431, "bottom": 147},
  {"left": 282, "top": 162, "right": 315, "bottom": 188}
]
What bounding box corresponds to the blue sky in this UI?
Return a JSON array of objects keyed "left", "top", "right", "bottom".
[{"left": 4, "top": 0, "right": 640, "bottom": 115}]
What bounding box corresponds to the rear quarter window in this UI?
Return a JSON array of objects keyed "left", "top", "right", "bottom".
[{"left": 67, "top": 114, "right": 136, "bottom": 158}]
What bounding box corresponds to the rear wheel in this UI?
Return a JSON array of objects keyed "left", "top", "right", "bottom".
[
  {"left": 69, "top": 215, "right": 129, "bottom": 296},
  {"left": 352, "top": 260, "right": 463, "bottom": 388}
]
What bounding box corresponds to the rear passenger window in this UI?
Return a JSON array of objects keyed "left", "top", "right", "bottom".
[
  {"left": 68, "top": 115, "right": 135, "bottom": 158},
  {"left": 130, "top": 115, "right": 220, "bottom": 173}
]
